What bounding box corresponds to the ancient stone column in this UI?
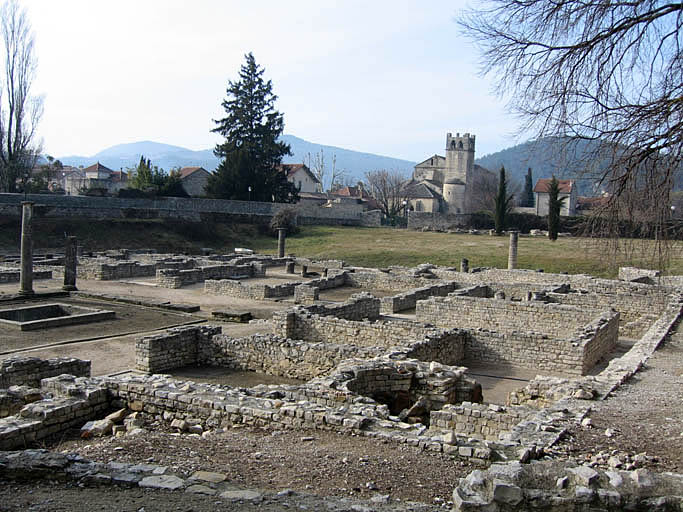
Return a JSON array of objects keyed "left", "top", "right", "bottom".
[
  {"left": 277, "top": 228, "right": 286, "bottom": 258},
  {"left": 301, "top": 265, "right": 308, "bottom": 277},
  {"left": 285, "top": 261, "right": 295, "bottom": 274},
  {"left": 63, "top": 236, "right": 78, "bottom": 291},
  {"left": 508, "top": 231, "right": 519, "bottom": 270},
  {"left": 19, "top": 202, "right": 34, "bottom": 296},
  {"left": 460, "top": 258, "right": 469, "bottom": 273}
]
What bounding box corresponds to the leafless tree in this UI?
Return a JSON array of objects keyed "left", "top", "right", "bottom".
[
  {"left": 460, "top": 1, "right": 682, "bottom": 268},
  {"left": 363, "top": 169, "right": 410, "bottom": 218},
  {"left": 306, "top": 149, "right": 347, "bottom": 193},
  {"left": 0, "top": 0, "right": 42, "bottom": 192}
]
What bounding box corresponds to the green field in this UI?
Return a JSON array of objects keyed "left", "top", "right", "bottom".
[{"left": 0, "top": 218, "right": 680, "bottom": 278}]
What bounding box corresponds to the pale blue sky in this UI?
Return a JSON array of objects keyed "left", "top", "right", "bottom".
[{"left": 25, "top": 0, "right": 521, "bottom": 161}]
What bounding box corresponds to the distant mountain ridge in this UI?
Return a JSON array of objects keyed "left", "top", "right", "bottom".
[{"left": 59, "top": 135, "right": 417, "bottom": 184}]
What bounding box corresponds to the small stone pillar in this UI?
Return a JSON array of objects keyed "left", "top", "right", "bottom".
[
  {"left": 301, "top": 264, "right": 308, "bottom": 277},
  {"left": 508, "top": 231, "right": 519, "bottom": 270},
  {"left": 285, "top": 261, "right": 295, "bottom": 274},
  {"left": 19, "top": 202, "right": 34, "bottom": 296},
  {"left": 277, "top": 228, "right": 286, "bottom": 258},
  {"left": 63, "top": 236, "right": 78, "bottom": 291},
  {"left": 460, "top": 258, "right": 469, "bottom": 273}
]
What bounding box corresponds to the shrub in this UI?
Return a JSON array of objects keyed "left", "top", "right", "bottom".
[{"left": 269, "top": 207, "right": 299, "bottom": 237}]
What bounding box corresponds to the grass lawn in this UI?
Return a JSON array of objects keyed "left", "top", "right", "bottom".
[
  {"left": 269, "top": 226, "right": 683, "bottom": 278},
  {"left": 0, "top": 218, "right": 680, "bottom": 278}
]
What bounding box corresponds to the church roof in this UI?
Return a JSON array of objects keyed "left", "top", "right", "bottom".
[
  {"left": 415, "top": 154, "right": 445, "bottom": 167},
  {"left": 405, "top": 181, "right": 438, "bottom": 199}
]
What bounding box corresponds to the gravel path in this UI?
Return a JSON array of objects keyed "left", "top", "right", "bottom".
[{"left": 555, "top": 320, "right": 683, "bottom": 472}]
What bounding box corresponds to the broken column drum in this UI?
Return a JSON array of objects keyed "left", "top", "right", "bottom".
[
  {"left": 277, "top": 228, "right": 286, "bottom": 258},
  {"left": 460, "top": 258, "right": 469, "bottom": 273},
  {"left": 508, "top": 231, "right": 518, "bottom": 270},
  {"left": 19, "top": 202, "right": 34, "bottom": 296},
  {"left": 63, "top": 236, "right": 78, "bottom": 291}
]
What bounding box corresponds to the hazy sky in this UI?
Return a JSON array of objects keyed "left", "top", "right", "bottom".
[{"left": 24, "top": 0, "right": 521, "bottom": 161}]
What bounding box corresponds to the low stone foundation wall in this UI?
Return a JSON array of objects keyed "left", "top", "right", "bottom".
[
  {"left": 290, "top": 292, "right": 381, "bottom": 321},
  {"left": 204, "top": 278, "right": 300, "bottom": 300},
  {"left": 0, "top": 357, "right": 91, "bottom": 388},
  {"left": 431, "top": 402, "right": 534, "bottom": 441},
  {"left": 0, "top": 375, "right": 108, "bottom": 450},
  {"left": 452, "top": 459, "right": 683, "bottom": 511},
  {"left": 346, "top": 269, "right": 439, "bottom": 292},
  {"left": 0, "top": 269, "right": 52, "bottom": 283},
  {"left": 157, "top": 263, "right": 263, "bottom": 289},
  {"left": 78, "top": 261, "right": 157, "bottom": 280},
  {"left": 380, "top": 281, "right": 458, "bottom": 313}
]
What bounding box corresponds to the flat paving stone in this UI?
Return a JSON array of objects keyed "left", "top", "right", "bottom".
[{"left": 139, "top": 474, "right": 185, "bottom": 490}]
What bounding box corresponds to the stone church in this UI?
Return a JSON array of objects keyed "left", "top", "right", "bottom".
[{"left": 406, "top": 132, "right": 493, "bottom": 214}]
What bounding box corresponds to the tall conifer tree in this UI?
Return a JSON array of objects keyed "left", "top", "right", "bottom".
[
  {"left": 207, "top": 53, "right": 297, "bottom": 202},
  {"left": 494, "top": 166, "right": 513, "bottom": 234},
  {"left": 547, "top": 175, "right": 566, "bottom": 241}
]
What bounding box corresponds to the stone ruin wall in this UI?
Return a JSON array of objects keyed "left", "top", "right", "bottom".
[
  {"left": 198, "top": 334, "right": 385, "bottom": 381},
  {"left": 156, "top": 263, "right": 265, "bottom": 289},
  {"left": 0, "top": 269, "right": 52, "bottom": 283},
  {"left": 380, "top": 281, "right": 459, "bottom": 313},
  {"left": 416, "top": 294, "right": 619, "bottom": 375},
  {"left": 431, "top": 402, "right": 534, "bottom": 441},
  {"left": 0, "top": 356, "right": 91, "bottom": 388},
  {"left": 416, "top": 293, "right": 598, "bottom": 337},
  {"left": 134, "top": 326, "right": 221, "bottom": 373}
]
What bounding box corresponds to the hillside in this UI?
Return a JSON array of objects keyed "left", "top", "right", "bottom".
[
  {"left": 475, "top": 137, "right": 611, "bottom": 196},
  {"left": 59, "top": 135, "right": 416, "bottom": 184}
]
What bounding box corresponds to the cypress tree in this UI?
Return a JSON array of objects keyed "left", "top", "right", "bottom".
[
  {"left": 494, "top": 166, "right": 514, "bottom": 234},
  {"left": 547, "top": 175, "right": 566, "bottom": 241},
  {"left": 522, "top": 167, "right": 534, "bottom": 207}
]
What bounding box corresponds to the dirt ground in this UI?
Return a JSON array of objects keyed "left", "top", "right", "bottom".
[
  {"left": 554, "top": 320, "right": 683, "bottom": 472},
  {"left": 49, "top": 421, "right": 471, "bottom": 506}
]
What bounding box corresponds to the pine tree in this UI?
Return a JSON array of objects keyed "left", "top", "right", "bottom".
[
  {"left": 547, "top": 175, "right": 566, "bottom": 241},
  {"left": 522, "top": 167, "right": 534, "bottom": 207},
  {"left": 207, "top": 52, "right": 298, "bottom": 202},
  {"left": 494, "top": 166, "right": 514, "bottom": 234}
]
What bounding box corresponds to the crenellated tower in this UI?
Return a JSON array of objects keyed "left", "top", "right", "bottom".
[{"left": 444, "top": 132, "right": 476, "bottom": 213}]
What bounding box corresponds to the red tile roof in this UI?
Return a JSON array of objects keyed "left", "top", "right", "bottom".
[
  {"left": 83, "top": 162, "right": 114, "bottom": 174},
  {"left": 178, "top": 166, "right": 207, "bottom": 178},
  {"left": 534, "top": 178, "right": 574, "bottom": 194}
]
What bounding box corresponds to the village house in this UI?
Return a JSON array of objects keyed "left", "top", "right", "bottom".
[
  {"left": 534, "top": 178, "right": 577, "bottom": 216},
  {"left": 280, "top": 163, "right": 321, "bottom": 193},
  {"left": 64, "top": 162, "right": 128, "bottom": 196},
  {"left": 177, "top": 166, "right": 211, "bottom": 197}
]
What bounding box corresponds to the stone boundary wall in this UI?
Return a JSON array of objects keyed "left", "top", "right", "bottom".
[
  {"left": 0, "top": 357, "right": 91, "bottom": 388},
  {"left": 430, "top": 402, "right": 534, "bottom": 441},
  {"left": 406, "top": 211, "right": 471, "bottom": 230},
  {"left": 0, "top": 269, "right": 52, "bottom": 283},
  {"left": 135, "top": 326, "right": 222, "bottom": 373},
  {"left": 0, "top": 192, "right": 381, "bottom": 227},
  {"left": 380, "top": 281, "right": 459, "bottom": 313},
  {"left": 198, "top": 334, "right": 385, "bottom": 381},
  {"left": 416, "top": 294, "right": 598, "bottom": 338}
]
